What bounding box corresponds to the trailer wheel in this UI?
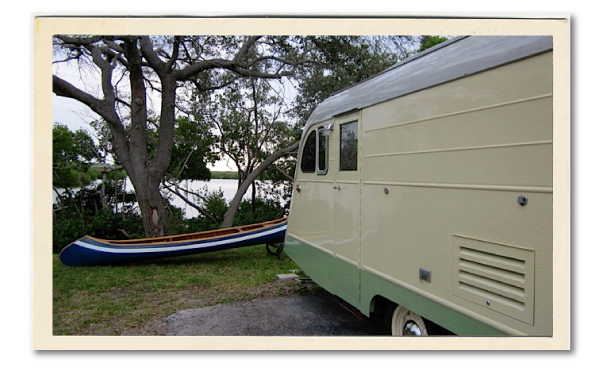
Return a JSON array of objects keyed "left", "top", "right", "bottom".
[
  {"left": 266, "top": 242, "right": 284, "bottom": 259},
  {"left": 384, "top": 302, "right": 429, "bottom": 336}
]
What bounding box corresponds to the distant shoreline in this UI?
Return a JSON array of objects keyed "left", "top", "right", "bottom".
[{"left": 210, "top": 171, "right": 239, "bottom": 180}]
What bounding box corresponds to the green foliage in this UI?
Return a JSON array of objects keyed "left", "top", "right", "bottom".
[
  {"left": 193, "top": 77, "right": 296, "bottom": 181},
  {"left": 184, "top": 216, "right": 222, "bottom": 234},
  {"left": 168, "top": 116, "right": 217, "bottom": 182},
  {"left": 233, "top": 197, "right": 284, "bottom": 227},
  {"left": 54, "top": 169, "right": 93, "bottom": 189},
  {"left": 179, "top": 189, "right": 230, "bottom": 231},
  {"left": 53, "top": 123, "right": 98, "bottom": 164},
  {"left": 164, "top": 204, "right": 188, "bottom": 235},
  {"left": 180, "top": 190, "right": 284, "bottom": 233},
  {"left": 53, "top": 180, "right": 143, "bottom": 253},
  {"left": 87, "top": 168, "right": 127, "bottom": 181},
  {"left": 201, "top": 189, "right": 230, "bottom": 223},
  {"left": 86, "top": 210, "right": 145, "bottom": 241},
  {"left": 53, "top": 215, "right": 86, "bottom": 254},
  {"left": 53, "top": 123, "right": 99, "bottom": 188},
  {"left": 292, "top": 36, "right": 404, "bottom": 123},
  {"left": 210, "top": 171, "right": 239, "bottom": 180},
  {"left": 418, "top": 36, "right": 449, "bottom": 52},
  {"left": 53, "top": 209, "right": 145, "bottom": 253}
]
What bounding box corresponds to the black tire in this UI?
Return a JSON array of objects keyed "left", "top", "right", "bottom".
[{"left": 266, "top": 242, "right": 284, "bottom": 259}]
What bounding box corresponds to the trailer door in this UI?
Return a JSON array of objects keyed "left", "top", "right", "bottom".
[{"left": 333, "top": 114, "right": 361, "bottom": 301}]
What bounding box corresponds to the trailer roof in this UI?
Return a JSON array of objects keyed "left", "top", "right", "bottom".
[{"left": 305, "top": 36, "right": 553, "bottom": 127}]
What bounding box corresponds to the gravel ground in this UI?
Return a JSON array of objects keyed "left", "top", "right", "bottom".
[{"left": 162, "top": 289, "right": 384, "bottom": 336}]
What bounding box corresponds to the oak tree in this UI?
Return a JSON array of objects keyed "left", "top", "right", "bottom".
[{"left": 53, "top": 35, "right": 308, "bottom": 236}]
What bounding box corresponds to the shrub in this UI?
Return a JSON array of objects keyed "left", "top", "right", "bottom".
[
  {"left": 233, "top": 197, "right": 284, "bottom": 226},
  {"left": 53, "top": 209, "right": 145, "bottom": 253}
]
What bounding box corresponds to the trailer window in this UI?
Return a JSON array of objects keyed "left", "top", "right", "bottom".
[
  {"left": 340, "top": 121, "right": 358, "bottom": 171},
  {"left": 301, "top": 130, "right": 316, "bottom": 173},
  {"left": 317, "top": 126, "right": 328, "bottom": 175}
]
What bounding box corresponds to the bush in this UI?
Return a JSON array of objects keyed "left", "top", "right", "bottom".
[
  {"left": 53, "top": 182, "right": 286, "bottom": 253},
  {"left": 53, "top": 209, "right": 145, "bottom": 253},
  {"left": 182, "top": 190, "right": 228, "bottom": 232},
  {"left": 233, "top": 196, "right": 284, "bottom": 226},
  {"left": 182, "top": 193, "right": 284, "bottom": 233},
  {"left": 53, "top": 180, "right": 144, "bottom": 253},
  {"left": 53, "top": 215, "right": 86, "bottom": 253}
]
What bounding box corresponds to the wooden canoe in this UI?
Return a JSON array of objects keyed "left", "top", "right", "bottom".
[{"left": 59, "top": 218, "right": 287, "bottom": 267}]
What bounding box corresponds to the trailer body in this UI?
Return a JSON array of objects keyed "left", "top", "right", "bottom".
[{"left": 284, "top": 36, "right": 553, "bottom": 336}]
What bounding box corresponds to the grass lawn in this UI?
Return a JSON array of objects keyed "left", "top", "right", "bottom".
[{"left": 53, "top": 245, "right": 311, "bottom": 335}]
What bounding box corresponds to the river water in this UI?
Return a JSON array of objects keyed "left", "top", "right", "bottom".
[{"left": 54, "top": 178, "right": 284, "bottom": 219}]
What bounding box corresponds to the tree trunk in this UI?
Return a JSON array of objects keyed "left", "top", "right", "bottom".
[
  {"left": 101, "top": 171, "right": 109, "bottom": 210},
  {"left": 221, "top": 141, "right": 299, "bottom": 228},
  {"left": 251, "top": 180, "right": 256, "bottom": 220},
  {"left": 130, "top": 174, "right": 169, "bottom": 237}
]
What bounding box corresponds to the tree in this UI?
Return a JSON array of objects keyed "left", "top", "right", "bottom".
[
  {"left": 161, "top": 116, "right": 220, "bottom": 223},
  {"left": 87, "top": 119, "right": 117, "bottom": 211},
  {"left": 193, "top": 76, "right": 296, "bottom": 223},
  {"left": 53, "top": 123, "right": 98, "bottom": 186},
  {"left": 221, "top": 141, "right": 300, "bottom": 228},
  {"left": 291, "top": 36, "right": 417, "bottom": 123},
  {"left": 418, "top": 36, "right": 449, "bottom": 52},
  {"left": 53, "top": 35, "right": 310, "bottom": 237}
]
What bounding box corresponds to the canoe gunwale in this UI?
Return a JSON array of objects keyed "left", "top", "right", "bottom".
[{"left": 83, "top": 217, "right": 288, "bottom": 247}]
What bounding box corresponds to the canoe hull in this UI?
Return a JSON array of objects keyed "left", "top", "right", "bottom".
[{"left": 59, "top": 221, "right": 287, "bottom": 267}]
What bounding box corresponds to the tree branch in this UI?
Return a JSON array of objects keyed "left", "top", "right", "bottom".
[
  {"left": 162, "top": 182, "right": 219, "bottom": 224},
  {"left": 52, "top": 75, "right": 120, "bottom": 126},
  {"left": 233, "top": 36, "right": 262, "bottom": 64},
  {"left": 165, "top": 36, "right": 181, "bottom": 71},
  {"left": 139, "top": 36, "right": 166, "bottom": 75},
  {"left": 272, "top": 165, "right": 294, "bottom": 182},
  {"left": 221, "top": 140, "right": 299, "bottom": 228}
]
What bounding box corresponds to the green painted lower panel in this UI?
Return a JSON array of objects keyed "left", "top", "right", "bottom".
[
  {"left": 285, "top": 234, "right": 507, "bottom": 336},
  {"left": 284, "top": 234, "right": 360, "bottom": 308},
  {"left": 359, "top": 270, "right": 507, "bottom": 336}
]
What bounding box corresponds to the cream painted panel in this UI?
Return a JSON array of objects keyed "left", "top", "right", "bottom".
[
  {"left": 361, "top": 52, "right": 552, "bottom": 133},
  {"left": 362, "top": 143, "right": 552, "bottom": 187},
  {"left": 334, "top": 182, "right": 360, "bottom": 264},
  {"left": 287, "top": 179, "right": 335, "bottom": 253},
  {"left": 333, "top": 181, "right": 361, "bottom": 298},
  {"left": 332, "top": 111, "right": 361, "bottom": 299},
  {"left": 362, "top": 96, "right": 553, "bottom": 157},
  {"left": 360, "top": 184, "right": 552, "bottom": 334}
]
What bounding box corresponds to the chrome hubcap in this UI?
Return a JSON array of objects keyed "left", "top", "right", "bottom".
[
  {"left": 403, "top": 320, "right": 424, "bottom": 336},
  {"left": 391, "top": 306, "right": 429, "bottom": 336}
]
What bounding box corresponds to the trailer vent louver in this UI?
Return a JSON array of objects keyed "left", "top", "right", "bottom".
[{"left": 452, "top": 236, "right": 535, "bottom": 325}]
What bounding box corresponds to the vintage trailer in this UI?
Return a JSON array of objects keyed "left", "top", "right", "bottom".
[{"left": 284, "top": 36, "right": 553, "bottom": 336}]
